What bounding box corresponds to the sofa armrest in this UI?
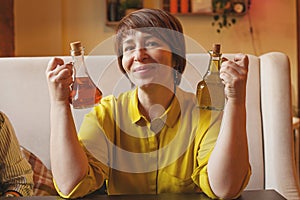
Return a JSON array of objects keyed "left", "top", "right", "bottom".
[{"left": 260, "top": 52, "right": 300, "bottom": 199}]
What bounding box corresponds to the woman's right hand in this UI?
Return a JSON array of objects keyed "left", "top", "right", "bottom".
[{"left": 45, "top": 57, "right": 73, "bottom": 105}]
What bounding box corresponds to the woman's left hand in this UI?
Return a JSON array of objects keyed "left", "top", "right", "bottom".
[{"left": 220, "top": 53, "right": 249, "bottom": 104}]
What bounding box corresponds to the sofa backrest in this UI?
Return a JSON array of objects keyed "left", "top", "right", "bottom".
[{"left": 0, "top": 53, "right": 298, "bottom": 199}]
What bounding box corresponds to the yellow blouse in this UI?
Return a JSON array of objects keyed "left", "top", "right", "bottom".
[{"left": 54, "top": 87, "right": 250, "bottom": 199}]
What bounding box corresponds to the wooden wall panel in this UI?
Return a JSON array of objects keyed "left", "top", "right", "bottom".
[
  {"left": 296, "top": 0, "right": 300, "bottom": 117},
  {"left": 0, "top": 0, "right": 14, "bottom": 57}
]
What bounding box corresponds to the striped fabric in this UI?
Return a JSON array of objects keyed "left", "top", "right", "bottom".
[{"left": 0, "top": 111, "right": 33, "bottom": 196}]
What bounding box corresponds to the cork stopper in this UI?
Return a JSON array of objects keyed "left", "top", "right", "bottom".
[
  {"left": 70, "top": 41, "right": 83, "bottom": 56},
  {"left": 213, "top": 43, "right": 221, "bottom": 54}
]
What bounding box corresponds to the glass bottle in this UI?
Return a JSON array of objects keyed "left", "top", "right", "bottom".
[
  {"left": 69, "top": 41, "right": 102, "bottom": 109},
  {"left": 196, "top": 43, "right": 225, "bottom": 111}
]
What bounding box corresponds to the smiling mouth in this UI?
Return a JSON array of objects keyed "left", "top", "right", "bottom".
[{"left": 133, "top": 64, "right": 156, "bottom": 73}]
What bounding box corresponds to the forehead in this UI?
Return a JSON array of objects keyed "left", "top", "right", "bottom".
[
  {"left": 117, "top": 27, "right": 175, "bottom": 52},
  {"left": 122, "top": 30, "right": 155, "bottom": 41}
]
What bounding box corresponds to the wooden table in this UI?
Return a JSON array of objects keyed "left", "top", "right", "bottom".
[{"left": 0, "top": 190, "right": 286, "bottom": 200}]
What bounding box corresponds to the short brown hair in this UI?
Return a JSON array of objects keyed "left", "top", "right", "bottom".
[{"left": 115, "top": 8, "right": 186, "bottom": 85}]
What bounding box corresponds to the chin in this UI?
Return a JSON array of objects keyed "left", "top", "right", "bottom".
[
  {"left": 131, "top": 78, "right": 154, "bottom": 88},
  {"left": 131, "top": 76, "right": 172, "bottom": 90},
  {"left": 136, "top": 82, "right": 153, "bottom": 89}
]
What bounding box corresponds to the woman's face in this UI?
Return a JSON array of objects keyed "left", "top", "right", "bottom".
[{"left": 121, "top": 31, "right": 174, "bottom": 89}]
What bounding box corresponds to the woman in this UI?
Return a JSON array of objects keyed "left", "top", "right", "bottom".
[{"left": 46, "top": 8, "right": 250, "bottom": 199}]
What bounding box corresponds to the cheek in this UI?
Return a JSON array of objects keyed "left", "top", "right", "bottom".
[
  {"left": 121, "top": 57, "right": 131, "bottom": 73},
  {"left": 159, "top": 52, "right": 173, "bottom": 67}
]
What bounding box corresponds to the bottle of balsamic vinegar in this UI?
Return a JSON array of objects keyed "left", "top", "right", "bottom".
[{"left": 69, "top": 41, "right": 102, "bottom": 109}]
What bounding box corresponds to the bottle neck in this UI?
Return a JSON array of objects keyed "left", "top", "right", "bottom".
[
  {"left": 71, "top": 48, "right": 85, "bottom": 62},
  {"left": 71, "top": 50, "right": 87, "bottom": 77},
  {"left": 208, "top": 50, "right": 221, "bottom": 73},
  {"left": 72, "top": 53, "right": 85, "bottom": 65}
]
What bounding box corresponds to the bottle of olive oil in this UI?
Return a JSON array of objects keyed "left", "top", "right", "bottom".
[{"left": 196, "top": 44, "right": 225, "bottom": 111}]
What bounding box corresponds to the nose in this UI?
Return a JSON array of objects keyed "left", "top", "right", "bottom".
[{"left": 134, "top": 47, "right": 147, "bottom": 62}]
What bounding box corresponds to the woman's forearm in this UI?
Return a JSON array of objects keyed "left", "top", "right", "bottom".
[
  {"left": 207, "top": 100, "right": 249, "bottom": 199},
  {"left": 50, "top": 101, "right": 89, "bottom": 196}
]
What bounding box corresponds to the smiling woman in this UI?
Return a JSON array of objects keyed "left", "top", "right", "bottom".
[{"left": 46, "top": 8, "right": 251, "bottom": 199}]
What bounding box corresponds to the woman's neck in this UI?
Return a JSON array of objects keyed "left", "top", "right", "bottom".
[{"left": 137, "top": 84, "right": 175, "bottom": 121}]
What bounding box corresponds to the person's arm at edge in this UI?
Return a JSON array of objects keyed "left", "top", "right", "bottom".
[{"left": 0, "top": 111, "right": 33, "bottom": 197}]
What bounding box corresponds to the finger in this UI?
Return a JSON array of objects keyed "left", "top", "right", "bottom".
[
  {"left": 57, "top": 68, "right": 73, "bottom": 80},
  {"left": 222, "top": 54, "right": 249, "bottom": 70},
  {"left": 59, "top": 76, "right": 74, "bottom": 87},
  {"left": 49, "top": 71, "right": 73, "bottom": 88},
  {"left": 46, "top": 57, "right": 64, "bottom": 72},
  {"left": 220, "top": 66, "right": 241, "bottom": 80},
  {"left": 65, "top": 62, "right": 73, "bottom": 71},
  {"left": 50, "top": 62, "right": 73, "bottom": 77},
  {"left": 221, "top": 57, "right": 228, "bottom": 63},
  {"left": 61, "top": 62, "right": 74, "bottom": 76},
  {"left": 233, "top": 53, "right": 246, "bottom": 62},
  {"left": 220, "top": 60, "right": 248, "bottom": 76},
  {"left": 233, "top": 53, "right": 249, "bottom": 69},
  {"left": 220, "top": 72, "right": 231, "bottom": 85},
  {"left": 222, "top": 53, "right": 249, "bottom": 72}
]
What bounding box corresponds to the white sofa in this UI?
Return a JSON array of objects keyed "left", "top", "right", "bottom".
[{"left": 0, "top": 53, "right": 299, "bottom": 199}]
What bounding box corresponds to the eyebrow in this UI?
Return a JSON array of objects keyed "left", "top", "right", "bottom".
[{"left": 123, "top": 35, "right": 155, "bottom": 44}]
